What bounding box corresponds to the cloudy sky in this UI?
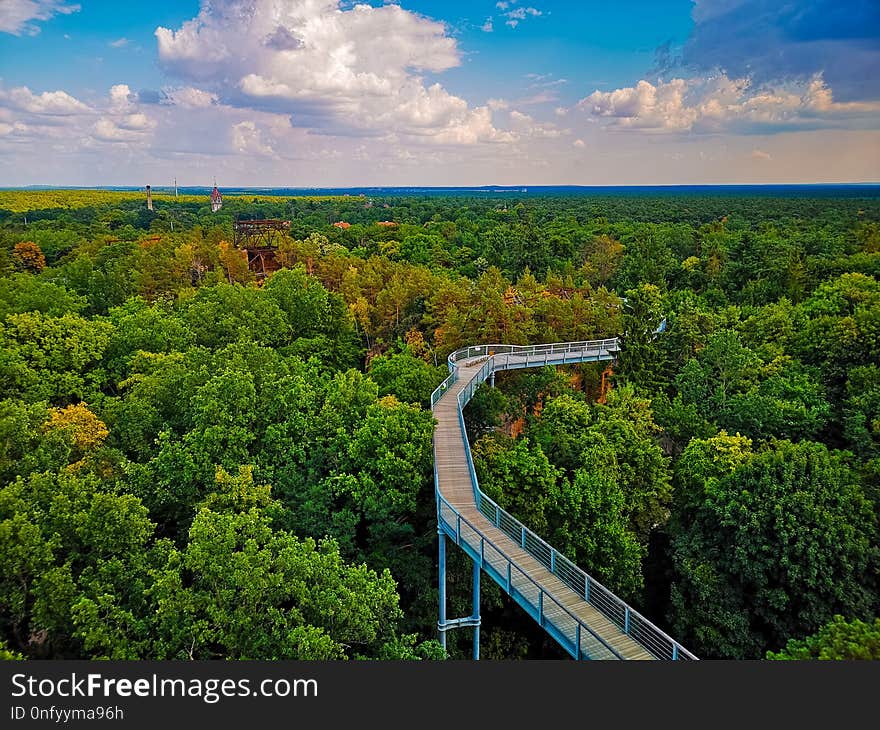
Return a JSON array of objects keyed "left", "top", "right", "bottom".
[{"left": 0, "top": 0, "right": 878, "bottom": 186}]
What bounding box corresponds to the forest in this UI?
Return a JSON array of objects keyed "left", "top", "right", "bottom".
[{"left": 0, "top": 188, "right": 878, "bottom": 661}]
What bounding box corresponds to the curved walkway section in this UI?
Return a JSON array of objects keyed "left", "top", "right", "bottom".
[{"left": 431, "top": 340, "right": 697, "bottom": 660}]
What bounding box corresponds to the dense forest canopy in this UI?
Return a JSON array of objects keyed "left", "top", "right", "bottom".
[{"left": 0, "top": 188, "right": 878, "bottom": 660}]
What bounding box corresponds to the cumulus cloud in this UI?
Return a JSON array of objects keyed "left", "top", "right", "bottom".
[
  {"left": 162, "top": 86, "right": 219, "bottom": 109},
  {"left": 0, "top": 0, "right": 80, "bottom": 36},
  {"left": 153, "top": 0, "right": 507, "bottom": 146},
  {"left": 580, "top": 78, "right": 695, "bottom": 132},
  {"left": 678, "top": 0, "right": 880, "bottom": 102},
  {"left": 578, "top": 74, "right": 880, "bottom": 134},
  {"left": 573, "top": 138, "right": 585, "bottom": 148},
  {"left": 0, "top": 85, "right": 91, "bottom": 115},
  {"left": 109, "top": 84, "right": 137, "bottom": 113},
  {"left": 231, "top": 121, "right": 275, "bottom": 155},
  {"left": 109, "top": 37, "right": 129, "bottom": 48},
  {"left": 0, "top": 74, "right": 342, "bottom": 167},
  {"left": 751, "top": 148, "right": 771, "bottom": 160},
  {"left": 92, "top": 85, "right": 157, "bottom": 143},
  {"left": 92, "top": 117, "right": 152, "bottom": 143},
  {"left": 509, "top": 109, "right": 565, "bottom": 138},
  {"left": 261, "top": 25, "right": 304, "bottom": 51}
]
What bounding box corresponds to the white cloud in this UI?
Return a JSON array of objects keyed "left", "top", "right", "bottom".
[
  {"left": 92, "top": 117, "right": 152, "bottom": 143},
  {"left": 0, "top": 85, "right": 91, "bottom": 115},
  {"left": 504, "top": 6, "right": 542, "bottom": 28},
  {"left": 0, "top": 78, "right": 299, "bottom": 163},
  {"left": 0, "top": 0, "right": 80, "bottom": 36},
  {"left": 162, "top": 86, "right": 219, "bottom": 109},
  {"left": 481, "top": 17, "right": 493, "bottom": 33},
  {"left": 91, "top": 85, "right": 158, "bottom": 144},
  {"left": 578, "top": 74, "right": 880, "bottom": 134},
  {"left": 109, "top": 37, "right": 129, "bottom": 48},
  {"left": 109, "top": 84, "right": 137, "bottom": 113},
  {"left": 509, "top": 110, "right": 564, "bottom": 138},
  {"left": 231, "top": 121, "right": 275, "bottom": 156},
  {"left": 154, "top": 0, "right": 507, "bottom": 146},
  {"left": 515, "top": 91, "right": 559, "bottom": 107},
  {"left": 3, "top": 3, "right": 877, "bottom": 186},
  {"left": 580, "top": 78, "right": 695, "bottom": 132},
  {"left": 117, "top": 113, "right": 153, "bottom": 131},
  {"left": 526, "top": 73, "right": 567, "bottom": 89}
]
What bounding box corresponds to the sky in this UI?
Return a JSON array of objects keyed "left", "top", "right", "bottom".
[{"left": 0, "top": 0, "right": 878, "bottom": 186}]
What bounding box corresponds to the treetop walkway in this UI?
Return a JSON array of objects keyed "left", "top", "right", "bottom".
[{"left": 430, "top": 340, "right": 697, "bottom": 660}]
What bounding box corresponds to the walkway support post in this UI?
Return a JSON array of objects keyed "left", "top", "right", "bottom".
[
  {"left": 472, "top": 561, "right": 481, "bottom": 660},
  {"left": 438, "top": 528, "right": 447, "bottom": 652}
]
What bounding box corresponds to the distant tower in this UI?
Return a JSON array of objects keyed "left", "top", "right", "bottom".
[
  {"left": 174, "top": 177, "right": 178, "bottom": 199},
  {"left": 145, "top": 185, "right": 153, "bottom": 211},
  {"left": 210, "top": 179, "right": 223, "bottom": 212}
]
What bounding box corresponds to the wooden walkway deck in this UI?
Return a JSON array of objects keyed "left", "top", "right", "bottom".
[{"left": 434, "top": 355, "right": 655, "bottom": 660}]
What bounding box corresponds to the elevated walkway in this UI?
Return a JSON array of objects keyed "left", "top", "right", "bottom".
[{"left": 431, "top": 341, "right": 697, "bottom": 660}]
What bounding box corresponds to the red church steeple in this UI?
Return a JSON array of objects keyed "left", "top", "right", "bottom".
[{"left": 210, "top": 179, "right": 223, "bottom": 212}]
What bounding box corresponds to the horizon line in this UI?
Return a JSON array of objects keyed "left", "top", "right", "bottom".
[{"left": 3, "top": 182, "right": 880, "bottom": 191}]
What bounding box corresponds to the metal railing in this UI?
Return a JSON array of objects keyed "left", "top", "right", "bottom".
[
  {"left": 431, "top": 338, "right": 697, "bottom": 661},
  {"left": 438, "top": 494, "right": 623, "bottom": 660}
]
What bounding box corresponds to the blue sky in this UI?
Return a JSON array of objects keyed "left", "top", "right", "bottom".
[{"left": 0, "top": 0, "right": 878, "bottom": 185}]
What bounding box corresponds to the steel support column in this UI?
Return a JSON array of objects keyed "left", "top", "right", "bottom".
[
  {"left": 438, "top": 528, "right": 447, "bottom": 653},
  {"left": 472, "top": 560, "right": 481, "bottom": 660},
  {"left": 437, "top": 527, "right": 481, "bottom": 659}
]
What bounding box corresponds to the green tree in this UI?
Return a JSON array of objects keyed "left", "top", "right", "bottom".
[
  {"left": 843, "top": 365, "right": 880, "bottom": 461},
  {"left": 0, "top": 400, "right": 74, "bottom": 483},
  {"left": 616, "top": 284, "right": 668, "bottom": 393},
  {"left": 264, "top": 266, "right": 360, "bottom": 369},
  {"left": 767, "top": 616, "right": 880, "bottom": 660},
  {"left": 0, "top": 470, "right": 156, "bottom": 657},
  {"left": 529, "top": 393, "right": 593, "bottom": 474},
  {"left": 368, "top": 349, "right": 446, "bottom": 406},
  {"left": 473, "top": 434, "right": 560, "bottom": 534},
  {"left": 613, "top": 229, "right": 678, "bottom": 291},
  {"left": 550, "top": 441, "right": 644, "bottom": 599},
  {"left": 463, "top": 382, "right": 509, "bottom": 438},
  {"left": 796, "top": 273, "right": 880, "bottom": 390},
  {"left": 149, "top": 468, "right": 405, "bottom": 660},
  {"left": 0, "top": 312, "right": 113, "bottom": 403},
  {"left": 590, "top": 385, "right": 672, "bottom": 542},
  {"left": 0, "top": 274, "right": 86, "bottom": 319},
  {"left": 670, "top": 440, "right": 879, "bottom": 658},
  {"left": 672, "top": 431, "right": 753, "bottom": 518},
  {"left": 677, "top": 333, "right": 830, "bottom": 441}
]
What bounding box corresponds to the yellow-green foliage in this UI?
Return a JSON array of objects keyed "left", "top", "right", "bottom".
[{"left": 0, "top": 189, "right": 344, "bottom": 212}]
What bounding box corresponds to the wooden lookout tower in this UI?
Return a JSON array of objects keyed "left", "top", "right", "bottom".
[{"left": 233, "top": 217, "right": 291, "bottom": 280}]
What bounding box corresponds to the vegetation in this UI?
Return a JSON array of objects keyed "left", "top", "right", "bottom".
[
  {"left": 768, "top": 616, "right": 880, "bottom": 660},
  {"left": 0, "top": 188, "right": 878, "bottom": 660}
]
